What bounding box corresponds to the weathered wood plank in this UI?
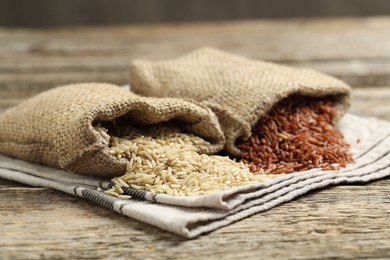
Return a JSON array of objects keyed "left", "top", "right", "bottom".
[
  {"left": 290, "top": 58, "right": 390, "bottom": 87},
  {"left": 1, "top": 17, "right": 390, "bottom": 61},
  {"left": 0, "top": 179, "right": 389, "bottom": 259},
  {"left": 1, "top": 17, "right": 390, "bottom": 89},
  {"left": 1, "top": 54, "right": 390, "bottom": 88},
  {"left": 0, "top": 71, "right": 128, "bottom": 94},
  {"left": 350, "top": 87, "right": 390, "bottom": 121}
]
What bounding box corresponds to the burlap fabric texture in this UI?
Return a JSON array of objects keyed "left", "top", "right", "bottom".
[
  {"left": 0, "top": 83, "right": 224, "bottom": 176},
  {"left": 129, "top": 47, "right": 352, "bottom": 156}
]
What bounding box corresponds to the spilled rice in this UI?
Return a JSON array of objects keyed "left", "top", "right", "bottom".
[
  {"left": 239, "top": 95, "right": 354, "bottom": 174},
  {"left": 95, "top": 125, "right": 269, "bottom": 197}
]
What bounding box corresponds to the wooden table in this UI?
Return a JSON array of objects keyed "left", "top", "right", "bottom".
[{"left": 1, "top": 17, "right": 389, "bottom": 259}]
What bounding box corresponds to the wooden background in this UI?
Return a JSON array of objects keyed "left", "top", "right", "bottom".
[
  {"left": 0, "top": 16, "right": 389, "bottom": 259},
  {"left": 1, "top": 0, "right": 390, "bottom": 27}
]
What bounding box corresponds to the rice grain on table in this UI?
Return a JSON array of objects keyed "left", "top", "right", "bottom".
[
  {"left": 96, "top": 125, "right": 268, "bottom": 197},
  {"left": 238, "top": 95, "right": 354, "bottom": 174}
]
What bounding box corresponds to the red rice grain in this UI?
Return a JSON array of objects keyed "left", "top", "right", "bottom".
[{"left": 238, "top": 95, "right": 354, "bottom": 174}]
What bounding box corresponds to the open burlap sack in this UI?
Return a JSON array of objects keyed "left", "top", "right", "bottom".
[
  {"left": 129, "top": 47, "right": 351, "bottom": 156},
  {"left": 0, "top": 83, "right": 224, "bottom": 176}
]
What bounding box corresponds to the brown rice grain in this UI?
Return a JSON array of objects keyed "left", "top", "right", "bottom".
[{"left": 98, "top": 124, "right": 270, "bottom": 197}]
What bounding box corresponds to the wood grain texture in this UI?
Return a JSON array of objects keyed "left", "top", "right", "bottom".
[
  {"left": 0, "top": 17, "right": 389, "bottom": 259},
  {"left": 1, "top": 180, "right": 389, "bottom": 259},
  {"left": 3, "top": 0, "right": 390, "bottom": 28},
  {"left": 1, "top": 17, "right": 390, "bottom": 91}
]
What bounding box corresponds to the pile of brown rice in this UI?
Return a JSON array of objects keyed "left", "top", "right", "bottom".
[
  {"left": 95, "top": 124, "right": 268, "bottom": 197},
  {"left": 238, "top": 95, "right": 354, "bottom": 174},
  {"left": 96, "top": 95, "right": 353, "bottom": 197}
]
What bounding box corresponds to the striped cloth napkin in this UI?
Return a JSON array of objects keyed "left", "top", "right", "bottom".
[{"left": 0, "top": 113, "right": 389, "bottom": 238}]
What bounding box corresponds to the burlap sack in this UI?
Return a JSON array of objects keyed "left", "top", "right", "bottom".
[
  {"left": 0, "top": 83, "right": 224, "bottom": 176},
  {"left": 129, "top": 47, "right": 351, "bottom": 156}
]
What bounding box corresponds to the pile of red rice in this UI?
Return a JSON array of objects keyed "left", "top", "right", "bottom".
[{"left": 238, "top": 95, "right": 354, "bottom": 174}]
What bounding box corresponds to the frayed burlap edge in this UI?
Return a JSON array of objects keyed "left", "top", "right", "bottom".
[
  {"left": 129, "top": 47, "right": 351, "bottom": 156},
  {"left": 0, "top": 83, "right": 225, "bottom": 177}
]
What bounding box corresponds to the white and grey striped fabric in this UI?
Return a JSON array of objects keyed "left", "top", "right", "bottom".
[{"left": 0, "top": 113, "right": 389, "bottom": 238}]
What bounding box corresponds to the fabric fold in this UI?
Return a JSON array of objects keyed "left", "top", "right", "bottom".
[{"left": 0, "top": 113, "right": 389, "bottom": 238}]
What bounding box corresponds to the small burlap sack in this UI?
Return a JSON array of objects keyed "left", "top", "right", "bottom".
[
  {"left": 0, "top": 83, "right": 224, "bottom": 176},
  {"left": 129, "top": 47, "right": 351, "bottom": 156}
]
